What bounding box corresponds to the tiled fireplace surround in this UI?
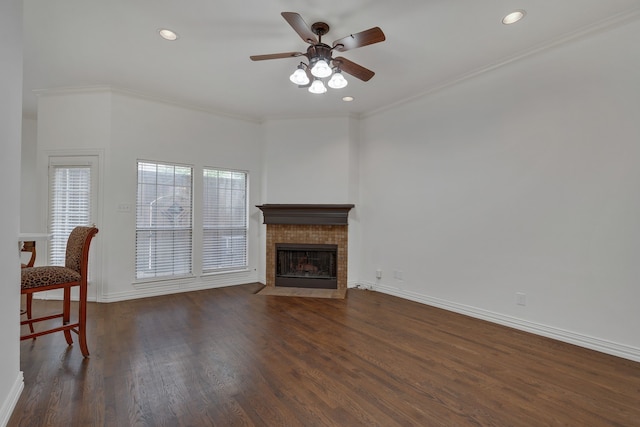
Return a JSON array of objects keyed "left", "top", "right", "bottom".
[{"left": 257, "top": 204, "right": 354, "bottom": 290}]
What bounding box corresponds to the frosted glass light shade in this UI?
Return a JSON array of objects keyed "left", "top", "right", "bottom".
[
  {"left": 289, "top": 68, "right": 310, "bottom": 85},
  {"left": 308, "top": 79, "right": 327, "bottom": 94},
  {"left": 311, "top": 59, "right": 332, "bottom": 78},
  {"left": 328, "top": 71, "right": 348, "bottom": 89}
]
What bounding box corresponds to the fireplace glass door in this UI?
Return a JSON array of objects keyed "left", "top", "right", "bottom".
[{"left": 275, "top": 244, "right": 338, "bottom": 289}]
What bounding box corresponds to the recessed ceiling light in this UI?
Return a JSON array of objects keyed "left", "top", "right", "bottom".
[
  {"left": 342, "top": 96, "right": 354, "bottom": 102},
  {"left": 502, "top": 10, "right": 526, "bottom": 25},
  {"left": 158, "top": 28, "right": 178, "bottom": 41}
]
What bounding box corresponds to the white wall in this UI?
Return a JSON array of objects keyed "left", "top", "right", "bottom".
[
  {"left": 263, "top": 117, "right": 361, "bottom": 283},
  {"left": 28, "top": 101, "right": 364, "bottom": 295},
  {"left": 106, "top": 93, "right": 264, "bottom": 300},
  {"left": 34, "top": 89, "right": 264, "bottom": 302},
  {"left": 263, "top": 117, "right": 356, "bottom": 204},
  {"left": 36, "top": 90, "right": 111, "bottom": 301},
  {"left": 0, "top": 0, "right": 24, "bottom": 424},
  {"left": 20, "top": 118, "right": 38, "bottom": 233},
  {"left": 359, "top": 19, "right": 640, "bottom": 360}
]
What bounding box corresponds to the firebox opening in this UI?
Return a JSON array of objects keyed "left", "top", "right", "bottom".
[{"left": 275, "top": 244, "right": 338, "bottom": 289}]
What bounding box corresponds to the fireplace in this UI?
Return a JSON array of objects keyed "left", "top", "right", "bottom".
[
  {"left": 276, "top": 244, "right": 337, "bottom": 289},
  {"left": 257, "top": 204, "right": 354, "bottom": 291}
]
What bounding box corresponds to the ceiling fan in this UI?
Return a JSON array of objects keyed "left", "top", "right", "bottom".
[{"left": 250, "top": 12, "right": 386, "bottom": 94}]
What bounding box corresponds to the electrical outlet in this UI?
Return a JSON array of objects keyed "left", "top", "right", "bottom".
[
  {"left": 117, "top": 203, "right": 132, "bottom": 213},
  {"left": 376, "top": 269, "right": 382, "bottom": 279},
  {"left": 516, "top": 292, "right": 526, "bottom": 306}
]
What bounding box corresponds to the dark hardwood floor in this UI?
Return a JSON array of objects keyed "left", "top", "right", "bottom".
[{"left": 10, "top": 283, "right": 640, "bottom": 426}]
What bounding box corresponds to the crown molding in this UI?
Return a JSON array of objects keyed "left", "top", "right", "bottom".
[
  {"left": 362, "top": 6, "right": 640, "bottom": 119},
  {"left": 33, "top": 85, "right": 263, "bottom": 124}
]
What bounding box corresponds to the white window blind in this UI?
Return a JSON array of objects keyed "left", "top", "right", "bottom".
[
  {"left": 136, "top": 161, "right": 193, "bottom": 279},
  {"left": 202, "top": 168, "right": 248, "bottom": 272},
  {"left": 49, "top": 165, "right": 92, "bottom": 265}
]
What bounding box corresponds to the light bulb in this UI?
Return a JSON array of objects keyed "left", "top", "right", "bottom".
[
  {"left": 328, "top": 71, "right": 348, "bottom": 89},
  {"left": 289, "top": 67, "right": 310, "bottom": 85},
  {"left": 308, "top": 79, "right": 327, "bottom": 94},
  {"left": 311, "top": 59, "right": 332, "bottom": 78}
]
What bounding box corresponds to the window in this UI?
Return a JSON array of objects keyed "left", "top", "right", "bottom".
[
  {"left": 202, "top": 168, "right": 248, "bottom": 272},
  {"left": 136, "top": 161, "right": 193, "bottom": 279},
  {"left": 48, "top": 161, "right": 94, "bottom": 265}
]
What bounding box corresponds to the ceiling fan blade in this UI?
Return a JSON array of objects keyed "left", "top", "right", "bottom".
[
  {"left": 250, "top": 52, "right": 304, "bottom": 61},
  {"left": 333, "top": 57, "right": 375, "bottom": 82},
  {"left": 281, "top": 12, "right": 318, "bottom": 44},
  {"left": 332, "top": 27, "right": 386, "bottom": 52}
]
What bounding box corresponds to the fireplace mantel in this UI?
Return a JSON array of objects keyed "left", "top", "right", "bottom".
[{"left": 256, "top": 204, "right": 354, "bottom": 225}]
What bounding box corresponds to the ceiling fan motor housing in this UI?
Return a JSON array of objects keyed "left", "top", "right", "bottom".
[{"left": 307, "top": 44, "right": 333, "bottom": 67}]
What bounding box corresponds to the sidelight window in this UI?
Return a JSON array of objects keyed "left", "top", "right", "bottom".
[{"left": 48, "top": 158, "right": 96, "bottom": 266}]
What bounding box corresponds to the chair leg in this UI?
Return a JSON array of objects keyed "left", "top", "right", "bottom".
[
  {"left": 26, "top": 293, "right": 34, "bottom": 334},
  {"left": 63, "top": 287, "right": 73, "bottom": 345},
  {"left": 78, "top": 282, "right": 89, "bottom": 357}
]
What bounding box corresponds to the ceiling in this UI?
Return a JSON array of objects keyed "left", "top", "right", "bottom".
[{"left": 22, "top": 0, "right": 640, "bottom": 122}]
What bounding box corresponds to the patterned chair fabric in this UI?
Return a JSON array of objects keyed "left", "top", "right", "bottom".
[
  {"left": 21, "top": 226, "right": 95, "bottom": 290},
  {"left": 21, "top": 266, "right": 81, "bottom": 290},
  {"left": 66, "top": 226, "right": 95, "bottom": 273}
]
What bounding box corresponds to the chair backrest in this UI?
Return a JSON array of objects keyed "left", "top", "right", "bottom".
[{"left": 65, "top": 226, "right": 99, "bottom": 274}]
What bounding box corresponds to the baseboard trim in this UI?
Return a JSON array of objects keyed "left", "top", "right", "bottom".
[
  {"left": 33, "top": 274, "right": 259, "bottom": 303},
  {"left": 364, "top": 282, "right": 640, "bottom": 363},
  {"left": 0, "top": 371, "right": 23, "bottom": 427},
  {"left": 100, "top": 274, "right": 260, "bottom": 303}
]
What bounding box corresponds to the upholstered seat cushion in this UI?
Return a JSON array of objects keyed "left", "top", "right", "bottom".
[{"left": 21, "top": 266, "right": 81, "bottom": 290}]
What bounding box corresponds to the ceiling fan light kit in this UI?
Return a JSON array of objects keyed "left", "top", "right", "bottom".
[{"left": 250, "top": 12, "right": 385, "bottom": 95}]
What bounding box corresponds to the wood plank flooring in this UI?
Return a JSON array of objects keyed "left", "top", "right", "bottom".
[{"left": 9, "top": 283, "right": 640, "bottom": 426}]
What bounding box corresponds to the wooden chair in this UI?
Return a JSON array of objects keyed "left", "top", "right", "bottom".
[
  {"left": 20, "top": 241, "right": 37, "bottom": 268},
  {"left": 20, "top": 226, "right": 99, "bottom": 357},
  {"left": 20, "top": 242, "right": 37, "bottom": 333}
]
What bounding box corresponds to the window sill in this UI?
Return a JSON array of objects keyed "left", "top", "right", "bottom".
[
  {"left": 133, "top": 275, "right": 196, "bottom": 290},
  {"left": 201, "top": 268, "right": 250, "bottom": 277}
]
